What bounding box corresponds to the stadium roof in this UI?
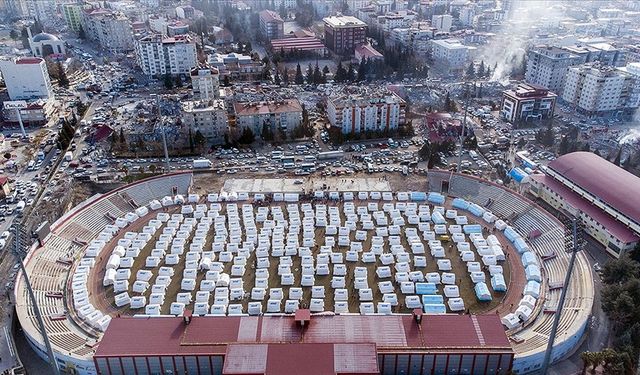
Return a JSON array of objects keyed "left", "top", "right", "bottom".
[
  {"left": 547, "top": 152, "right": 640, "bottom": 225},
  {"left": 531, "top": 174, "right": 639, "bottom": 242},
  {"left": 95, "top": 314, "right": 512, "bottom": 358}
]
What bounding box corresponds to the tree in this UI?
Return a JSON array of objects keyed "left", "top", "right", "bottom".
[
  {"left": 294, "top": 63, "right": 304, "bottom": 84},
  {"left": 274, "top": 69, "right": 281, "bottom": 85},
  {"left": 535, "top": 123, "right": 554, "bottom": 147},
  {"left": 558, "top": 135, "right": 570, "bottom": 155},
  {"left": 357, "top": 58, "right": 367, "bottom": 82},
  {"left": 335, "top": 62, "right": 347, "bottom": 82},
  {"left": 580, "top": 351, "right": 594, "bottom": 375},
  {"left": 463, "top": 135, "right": 478, "bottom": 150},
  {"left": 238, "top": 127, "right": 255, "bottom": 144},
  {"left": 261, "top": 122, "right": 274, "bottom": 141},
  {"left": 194, "top": 130, "right": 206, "bottom": 149},
  {"left": 478, "top": 60, "right": 485, "bottom": 77},
  {"left": 347, "top": 63, "right": 355, "bottom": 82},
  {"left": 163, "top": 74, "right": 174, "bottom": 89},
  {"left": 306, "top": 63, "right": 314, "bottom": 84},
  {"left": 602, "top": 255, "right": 640, "bottom": 285},
  {"left": 9, "top": 30, "right": 18, "bottom": 43},
  {"left": 465, "top": 62, "right": 475, "bottom": 78},
  {"left": 175, "top": 75, "right": 183, "bottom": 87},
  {"left": 283, "top": 66, "right": 289, "bottom": 85},
  {"left": 313, "top": 64, "right": 322, "bottom": 84},
  {"left": 78, "top": 25, "right": 86, "bottom": 40},
  {"left": 56, "top": 62, "right": 69, "bottom": 88},
  {"left": 223, "top": 75, "right": 231, "bottom": 87}
]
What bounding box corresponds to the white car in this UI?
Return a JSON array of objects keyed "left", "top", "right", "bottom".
[{"left": 0, "top": 231, "right": 9, "bottom": 240}]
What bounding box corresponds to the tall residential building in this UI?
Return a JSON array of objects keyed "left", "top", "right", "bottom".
[
  {"left": 431, "top": 14, "right": 453, "bottom": 32},
  {"left": 327, "top": 88, "right": 406, "bottom": 134},
  {"left": 563, "top": 42, "right": 626, "bottom": 67},
  {"left": 0, "top": 57, "right": 53, "bottom": 101},
  {"left": 525, "top": 46, "right": 581, "bottom": 94},
  {"left": 62, "top": 3, "right": 83, "bottom": 32},
  {"left": 233, "top": 100, "right": 303, "bottom": 136},
  {"left": 135, "top": 34, "right": 197, "bottom": 76},
  {"left": 190, "top": 66, "right": 220, "bottom": 100},
  {"left": 207, "top": 52, "right": 264, "bottom": 81},
  {"left": 430, "top": 39, "right": 473, "bottom": 73},
  {"left": 500, "top": 83, "right": 557, "bottom": 125},
  {"left": 81, "top": 9, "right": 135, "bottom": 52},
  {"left": 562, "top": 63, "right": 640, "bottom": 117},
  {"left": 181, "top": 100, "right": 228, "bottom": 144},
  {"left": 259, "top": 10, "right": 284, "bottom": 40},
  {"left": 323, "top": 15, "right": 367, "bottom": 56}
]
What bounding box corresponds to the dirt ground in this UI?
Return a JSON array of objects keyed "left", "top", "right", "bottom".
[{"left": 90, "top": 196, "right": 512, "bottom": 316}]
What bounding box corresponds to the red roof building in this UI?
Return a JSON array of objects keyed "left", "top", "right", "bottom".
[
  {"left": 530, "top": 151, "right": 640, "bottom": 256},
  {"left": 270, "top": 37, "right": 327, "bottom": 56},
  {"left": 94, "top": 314, "right": 513, "bottom": 374}
]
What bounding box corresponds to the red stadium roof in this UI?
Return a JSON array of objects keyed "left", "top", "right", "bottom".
[
  {"left": 95, "top": 315, "right": 511, "bottom": 358},
  {"left": 531, "top": 174, "right": 639, "bottom": 242},
  {"left": 270, "top": 37, "right": 326, "bottom": 52},
  {"left": 547, "top": 152, "right": 640, "bottom": 225}
]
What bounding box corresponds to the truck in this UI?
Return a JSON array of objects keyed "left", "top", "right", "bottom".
[
  {"left": 64, "top": 151, "right": 73, "bottom": 162},
  {"left": 317, "top": 151, "right": 344, "bottom": 160},
  {"left": 192, "top": 159, "right": 212, "bottom": 169}
]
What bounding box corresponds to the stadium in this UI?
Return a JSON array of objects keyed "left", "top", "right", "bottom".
[{"left": 14, "top": 170, "right": 594, "bottom": 375}]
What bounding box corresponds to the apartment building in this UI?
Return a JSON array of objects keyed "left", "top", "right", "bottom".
[
  {"left": 181, "top": 100, "right": 228, "bottom": 144},
  {"left": 0, "top": 57, "right": 53, "bottom": 101},
  {"left": 390, "top": 23, "right": 435, "bottom": 56},
  {"left": 430, "top": 38, "right": 473, "bottom": 74},
  {"left": 431, "top": 14, "right": 453, "bottom": 32},
  {"left": 233, "top": 100, "right": 303, "bottom": 136},
  {"left": 81, "top": 9, "right": 134, "bottom": 52},
  {"left": 327, "top": 88, "right": 406, "bottom": 134},
  {"left": 259, "top": 10, "right": 284, "bottom": 40},
  {"left": 190, "top": 66, "right": 220, "bottom": 100},
  {"left": 501, "top": 83, "right": 557, "bottom": 125},
  {"left": 135, "top": 34, "right": 197, "bottom": 76},
  {"left": 562, "top": 63, "right": 640, "bottom": 117},
  {"left": 323, "top": 15, "right": 368, "bottom": 55},
  {"left": 525, "top": 46, "right": 581, "bottom": 94},
  {"left": 62, "top": 3, "right": 83, "bottom": 32}
]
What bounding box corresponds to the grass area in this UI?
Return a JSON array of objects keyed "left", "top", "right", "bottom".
[{"left": 106, "top": 201, "right": 510, "bottom": 315}]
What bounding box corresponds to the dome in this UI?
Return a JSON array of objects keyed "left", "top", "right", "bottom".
[{"left": 32, "top": 33, "right": 60, "bottom": 42}]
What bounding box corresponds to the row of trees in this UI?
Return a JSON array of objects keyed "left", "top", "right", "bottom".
[
  {"left": 465, "top": 60, "right": 494, "bottom": 79},
  {"left": 595, "top": 245, "right": 640, "bottom": 374}
]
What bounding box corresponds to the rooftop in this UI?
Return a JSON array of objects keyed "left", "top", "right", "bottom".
[
  {"left": 504, "top": 83, "right": 557, "bottom": 99},
  {"left": 323, "top": 15, "right": 367, "bottom": 28},
  {"left": 95, "top": 314, "right": 512, "bottom": 358},
  {"left": 547, "top": 152, "right": 640, "bottom": 228},
  {"left": 355, "top": 43, "right": 383, "bottom": 59},
  {"left": 329, "top": 87, "right": 405, "bottom": 107},
  {"left": 14, "top": 57, "right": 44, "bottom": 65},
  {"left": 259, "top": 9, "right": 284, "bottom": 23},
  {"left": 234, "top": 99, "right": 302, "bottom": 116}
]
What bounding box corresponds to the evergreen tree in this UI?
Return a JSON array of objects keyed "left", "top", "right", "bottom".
[
  {"left": 175, "top": 75, "right": 183, "bottom": 87},
  {"left": 194, "top": 130, "right": 206, "bottom": 149},
  {"left": 465, "top": 62, "right": 475, "bottom": 78},
  {"left": 283, "top": 66, "right": 289, "bottom": 84},
  {"left": 335, "top": 62, "right": 346, "bottom": 82},
  {"left": 478, "top": 60, "right": 485, "bottom": 77},
  {"left": 323, "top": 65, "right": 330, "bottom": 74},
  {"left": 357, "top": 58, "right": 366, "bottom": 82},
  {"left": 306, "top": 63, "right": 314, "bottom": 84},
  {"left": 274, "top": 69, "right": 281, "bottom": 85},
  {"left": 294, "top": 63, "right": 304, "bottom": 84},
  {"left": 347, "top": 63, "right": 355, "bottom": 82},
  {"left": 119, "top": 128, "right": 126, "bottom": 144},
  {"left": 163, "top": 74, "right": 173, "bottom": 89},
  {"left": 78, "top": 25, "right": 86, "bottom": 39},
  {"left": 313, "top": 64, "right": 322, "bottom": 84}
]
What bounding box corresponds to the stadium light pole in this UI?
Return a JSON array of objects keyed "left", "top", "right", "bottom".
[
  {"left": 13, "top": 221, "right": 61, "bottom": 375},
  {"left": 155, "top": 95, "right": 170, "bottom": 170},
  {"left": 541, "top": 218, "right": 580, "bottom": 374},
  {"left": 456, "top": 82, "right": 472, "bottom": 173}
]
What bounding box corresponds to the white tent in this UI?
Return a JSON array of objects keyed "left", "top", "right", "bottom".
[
  {"left": 359, "top": 289, "right": 373, "bottom": 301},
  {"left": 400, "top": 281, "right": 414, "bottom": 294},
  {"left": 470, "top": 272, "right": 485, "bottom": 284},
  {"left": 248, "top": 302, "right": 263, "bottom": 316},
  {"left": 130, "top": 296, "right": 146, "bottom": 309},
  {"left": 359, "top": 302, "right": 375, "bottom": 314},
  {"left": 405, "top": 296, "right": 422, "bottom": 309},
  {"left": 114, "top": 292, "right": 131, "bottom": 307},
  {"left": 383, "top": 293, "right": 398, "bottom": 306},
  {"left": 501, "top": 313, "right": 520, "bottom": 329},
  {"left": 447, "top": 298, "right": 465, "bottom": 312},
  {"left": 310, "top": 299, "right": 324, "bottom": 312},
  {"left": 437, "top": 259, "right": 452, "bottom": 271},
  {"left": 441, "top": 273, "right": 456, "bottom": 285},
  {"left": 444, "top": 285, "right": 459, "bottom": 298},
  {"left": 285, "top": 300, "right": 299, "bottom": 314},
  {"left": 515, "top": 305, "right": 533, "bottom": 321},
  {"left": 520, "top": 295, "right": 537, "bottom": 310},
  {"left": 426, "top": 272, "right": 441, "bottom": 284}
]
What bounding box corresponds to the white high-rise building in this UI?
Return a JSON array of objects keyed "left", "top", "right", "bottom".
[
  {"left": 135, "top": 34, "right": 197, "bottom": 76},
  {"left": 432, "top": 14, "right": 453, "bottom": 32},
  {"left": 81, "top": 9, "right": 135, "bottom": 52},
  {"left": 190, "top": 66, "right": 220, "bottom": 100},
  {"left": 327, "top": 88, "right": 406, "bottom": 135},
  {"left": 562, "top": 63, "right": 640, "bottom": 116},
  {"left": 0, "top": 57, "right": 53, "bottom": 101},
  {"left": 525, "top": 46, "right": 581, "bottom": 94},
  {"left": 430, "top": 39, "right": 473, "bottom": 73}
]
